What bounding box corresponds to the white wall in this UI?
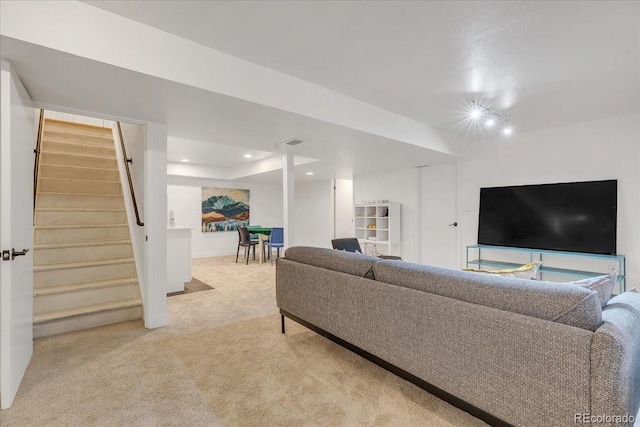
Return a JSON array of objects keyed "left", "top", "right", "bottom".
[
  {"left": 456, "top": 114, "right": 640, "bottom": 290},
  {"left": 120, "top": 122, "right": 145, "bottom": 222},
  {"left": 295, "top": 180, "right": 333, "bottom": 248},
  {"left": 144, "top": 122, "right": 168, "bottom": 329},
  {"left": 43, "top": 110, "right": 113, "bottom": 128},
  {"left": 354, "top": 168, "right": 420, "bottom": 261},
  {"left": 353, "top": 114, "right": 640, "bottom": 290},
  {"left": 114, "top": 122, "right": 146, "bottom": 304},
  {"left": 167, "top": 176, "right": 283, "bottom": 258}
]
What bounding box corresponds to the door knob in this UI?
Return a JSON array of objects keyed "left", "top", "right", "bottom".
[{"left": 11, "top": 248, "right": 29, "bottom": 260}]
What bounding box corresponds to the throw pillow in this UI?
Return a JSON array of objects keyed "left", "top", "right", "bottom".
[
  {"left": 463, "top": 261, "right": 542, "bottom": 280},
  {"left": 565, "top": 273, "right": 617, "bottom": 308}
]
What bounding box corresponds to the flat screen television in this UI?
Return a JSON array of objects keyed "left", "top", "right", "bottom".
[{"left": 477, "top": 180, "right": 617, "bottom": 255}]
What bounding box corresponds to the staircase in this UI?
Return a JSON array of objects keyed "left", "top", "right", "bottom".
[{"left": 33, "top": 119, "right": 142, "bottom": 338}]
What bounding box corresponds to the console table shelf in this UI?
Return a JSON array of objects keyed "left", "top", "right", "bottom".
[{"left": 466, "top": 245, "right": 626, "bottom": 292}]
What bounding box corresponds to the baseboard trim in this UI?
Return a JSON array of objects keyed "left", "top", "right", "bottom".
[{"left": 280, "top": 309, "right": 514, "bottom": 427}]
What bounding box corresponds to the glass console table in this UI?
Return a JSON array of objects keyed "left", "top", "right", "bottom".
[{"left": 466, "top": 244, "right": 626, "bottom": 293}]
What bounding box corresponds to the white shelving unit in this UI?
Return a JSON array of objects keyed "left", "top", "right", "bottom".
[{"left": 354, "top": 202, "right": 401, "bottom": 257}]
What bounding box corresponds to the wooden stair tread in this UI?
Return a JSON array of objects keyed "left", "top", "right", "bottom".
[
  {"left": 41, "top": 135, "right": 115, "bottom": 144},
  {"left": 34, "top": 298, "right": 142, "bottom": 324},
  {"left": 34, "top": 240, "right": 132, "bottom": 250},
  {"left": 36, "top": 192, "right": 122, "bottom": 197},
  {"left": 43, "top": 131, "right": 113, "bottom": 140},
  {"left": 34, "top": 257, "right": 134, "bottom": 272},
  {"left": 40, "top": 161, "right": 117, "bottom": 172},
  {"left": 40, "top": 150, "right": 116, "bottom": 160},
  {"left": 39, "top": 178, "right": 120, "bottom": 186},
  {"left": 40, "top": 164, "right": 119, "bottom": 172},
  {"left": 35, "top": 224, "right": 128, "bottom": 230},
  {"left": 34, "top": 277, "right": 138, "bottom": 296},
  {"left": 44, "top": 118, "right": 112, "bottom": 132},
  {"left": 42, "top": 138, "right": 115, "bottom": 150},
  {"left": 36, "top": 208, "right": 126, "bottom": 212}
]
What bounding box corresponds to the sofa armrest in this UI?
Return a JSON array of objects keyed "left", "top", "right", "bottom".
[{"left": 591, "top": 292, "right": 640, "bottom": 426}]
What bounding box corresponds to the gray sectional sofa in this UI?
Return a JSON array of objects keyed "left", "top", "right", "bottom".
[{"left": 276, "top": 247, "right": 640, "bottom": 427}]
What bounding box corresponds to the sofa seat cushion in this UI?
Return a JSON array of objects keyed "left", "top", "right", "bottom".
[
  {"left": 373, "top": 261, "right": 602, "bottom": 331},
  {"left": 284, "top": 246, "right": 380, "bottom": 278}
]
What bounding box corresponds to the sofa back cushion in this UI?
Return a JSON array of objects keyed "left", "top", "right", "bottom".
[
  {"left": 284, "top": 246, "right": 380, "bottom": 278},
  {"left": 373, "top": 261, "right": 602, "bottom": 331}
]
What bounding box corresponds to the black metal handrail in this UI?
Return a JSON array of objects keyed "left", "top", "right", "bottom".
[
  {"left": 33, "top": 109, "right": 45, "bottom": 221},
  {"left": 117, "top": 122, "right": 144, "bottom": 226}
]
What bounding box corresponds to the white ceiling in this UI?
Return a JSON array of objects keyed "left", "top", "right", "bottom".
[
  {"left": 86, "top": 0, "right": 640, "bottom": 134},
  {"left": 167, "top": 137, "right": 273, "bottom": 167},
  {"left": 2, "top": 1, "right": 638, "bottom": 184}
]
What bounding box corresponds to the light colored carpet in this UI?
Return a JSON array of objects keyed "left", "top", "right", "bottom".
[{"left": 1, "top": 256, "right": 487, "bottom": 427}]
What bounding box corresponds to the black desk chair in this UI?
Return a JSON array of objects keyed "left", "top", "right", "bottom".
[
  {"left": 331, "top": 238, "right": 402, "bottom": 260},
  {"left": 237, "top": 227, "right": 258, "bottom": 265}
]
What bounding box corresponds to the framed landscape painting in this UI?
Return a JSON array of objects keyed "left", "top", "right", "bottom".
[{"left": 201, "top": 187, "right": 250, "bottom": 232}]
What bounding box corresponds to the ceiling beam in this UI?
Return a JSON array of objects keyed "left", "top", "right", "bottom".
[{"left": 1, "top": 0, "right": 457, "bottom": 156}]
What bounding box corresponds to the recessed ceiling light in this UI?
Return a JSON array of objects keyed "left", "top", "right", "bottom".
[
  {"left": 503, "top": 127, "right": 513, "bottom": 135},
  {"left": 306, "top": 172, "right": 314, "bottom": 176},
  {"left": 243, "top": 154, "right": 253, "bottom": 158},
  {"left": 470, "top": 109, "right": 481, "bottom": 120},
  {"left": 181, "top": 159, "right": 190, "bottom": 162},
  {"left": 485, "top": 118, "right": 495, "bottom": 127}
]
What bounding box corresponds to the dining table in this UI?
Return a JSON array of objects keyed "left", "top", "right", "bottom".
[{"left": 246, "top": 226, "right": 272, "bottom": 264}]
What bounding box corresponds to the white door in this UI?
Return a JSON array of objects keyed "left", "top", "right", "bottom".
[
  {"left": 333, "top": 179, "right": 354, "bottom": 238},
  {"left": 0, "top": 62, "right": 35, "bottom": 409},
  {"left": 421, "top": 164, "right": 458, "bottom": 268}
]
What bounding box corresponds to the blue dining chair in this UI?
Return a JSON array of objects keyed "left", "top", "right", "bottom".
[{"left": 265, "top": 227, "right": 284, "bottom": 266}]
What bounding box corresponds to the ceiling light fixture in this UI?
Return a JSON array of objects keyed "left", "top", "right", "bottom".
[
  {"left": 243, "top": 154, "right": 253, "bottom": 158},
  {"left": 181, "top": 159, "right": 190, "bottom": 162},
  {"left": 305, "top": 172, "right": 314, "bottom": 176},
  {"left": 282, "top": 138, "right": 303, "bottom": 146},
  {"left": 469, "top": 98, "right": 513, "bottom": 135}
]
